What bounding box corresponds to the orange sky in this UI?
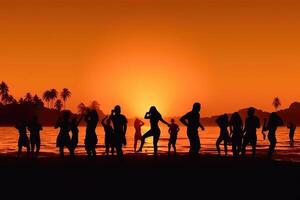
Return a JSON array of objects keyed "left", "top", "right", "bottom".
[{"left": 1, "top": 0, "right": 300, "bottom": 117}]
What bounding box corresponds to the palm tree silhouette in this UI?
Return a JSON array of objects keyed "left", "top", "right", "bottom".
[
  {"left": 272, "top": 97, "right": 281, "bottom": 111},
  {"left": 54, "top": 99, "right": 63, "bottom": 111},
  {"left": 49, "top": 89, "right": 58, "bottom": 108},
  {"left": 0, "top": 81, "right": 9, "bottom": 104},
  {"left": 24, "top": 92, "right": 33, "bottom": 103},
  {"left": 60, "top": 88, "right": 71, "bottom": 109},
  {"left": 43, "top": 90, "right": 52, "bottom": 108},
  {"left": 33, "top": 95, "right": 44, "bottom": 107}
]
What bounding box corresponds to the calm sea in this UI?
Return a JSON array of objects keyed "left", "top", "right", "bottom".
[{"left": 0, "top": 126, "right": 299, "bottom": 162}]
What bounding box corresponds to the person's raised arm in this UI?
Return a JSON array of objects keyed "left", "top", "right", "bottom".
[
  {"left": 160, "top": 117, "right": 170, "bottom": 127},
  {"left": 180, "top": 114, "right": 189, "bottom": 126},
  {"left": 144, "top": 112, "right": 150, "bottom": 119},
  {"left": 199, "top": 122, "right": 205, "bottom": 131},
  {"left": 140, "top": 120, "right": 145, "bottom": 126}
]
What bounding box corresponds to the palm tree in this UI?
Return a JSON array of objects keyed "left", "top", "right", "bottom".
[
  {"left": 43, "top": 90, "right": 52, "bottom": 108},
  {"left": 0, "top": 81, "right": 9, "bottom": 104},
  {"left": 4, "top": 94, "right": 16, "bottom": 104},
  {"left": 24, "top": 92, "right": 33, "bottom": 103},
  {"left": 33, "top": 95, "right": 44, "bottom": 107},
  {"left": 77, "top": 102, "right": 86, "bottom": 114},
  {"left": 49, "top": 89, "right": 58, "bottom": 108},
  {"left": 60, "top": 88, "right": 71, "bottom": 109},
  {"left": 54, "top": 99, "right": 63, "bottom": 111},
  {"left": 272, "top": 97, "right": 281, "bottom": 111}
]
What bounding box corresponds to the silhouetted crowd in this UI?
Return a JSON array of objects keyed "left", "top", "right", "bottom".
[{"left": 15, "top": 102, "right": 297, "bottom": 159}]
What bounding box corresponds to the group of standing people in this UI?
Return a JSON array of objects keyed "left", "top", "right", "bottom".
[
  {"left": 15, "top": 102, "right": 296, "bottom": 159},
  {"left": 15, "top": 116, "right": 42, "bottom": 158},
  {"left": 215, "top": 107, "right": 296, "bottom": 158}
]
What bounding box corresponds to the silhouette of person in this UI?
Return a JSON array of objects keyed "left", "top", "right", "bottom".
[
  {"left": 229, "top": 112, "right": 244, "bottom": 157},
  {"left": 55, "top": 111, "right": 71, "bottom": 157},
  {"left": 101, "top": 115, "right": 114, "bottom": 155},
  {"left": 27, "top": 116, "right": 43, "bottom": 158},
  {"left": 287, "top": 122, "right": 296, "bottom": 147},
  {"left": 216, "top": 114, "right": 230, "bottom": 156},
  {"left": 109, "top": 106, "right": 127, "bottom": 157},
  {"left": 180, "top": 102, "right": 205, "bottom": 156},
  {"left": 134, "top": 118, "right": 144, "bottom": 152},
  {"left": 84, "top": 109, "right": 99, "bottom": 157},
  {"left": 262, "top": 112, "right": 284, "bottom": 158},
  {"left": 168, "top": 119, "right": 180, "bottom": 155},
  {"left": 70, "top": 116, "right": 82, "bottom": 156},
  {"left": 15, "top": 120, "right": 30, "bottom": 158},
  {"left": 137, "top": 106, "right": 170, "bottom": 156},
  {"left": 241, "top": 107, "right": 260, "bottom": 157}
]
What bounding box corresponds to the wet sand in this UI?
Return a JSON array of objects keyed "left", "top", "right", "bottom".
[{"left": 0, "top": 153, "right": 300, "bottom": 199}]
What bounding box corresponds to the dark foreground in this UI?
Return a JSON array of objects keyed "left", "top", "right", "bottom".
[{"left": 0, "top": 154, "right": 300, "bottom": 199}]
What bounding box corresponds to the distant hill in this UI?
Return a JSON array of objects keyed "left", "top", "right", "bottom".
[
  {"left": 200, "top": 102, "right": 300, "bottom": 126},
  {"left": 0, "top": 103, "right": 105, "bottom": 126}
]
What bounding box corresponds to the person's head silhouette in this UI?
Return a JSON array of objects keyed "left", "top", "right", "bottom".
[
  {"left": 171, "top": 119, "right": 175, "bottom": 124},
  {"left": 192, "top": 102, "right": 201, "bottom": 112},
  {"left": 149, "top": 106, "right": 158, "bottom": 115},
  {"left": 247, "top": 107, "right": 255, "bottom": 117},
  {"left": 114, "top": 105, "right": 121, "bottom": 115}
]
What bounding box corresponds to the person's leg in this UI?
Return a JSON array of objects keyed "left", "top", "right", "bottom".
[
  {"left": 224, "top": 137, "right": 228, "bottom": 156},
  {"left": 137, "top": 130, "right": 153, "bottom": 152},
  {"left": 168, "top": 140, "right": 171, "bottom": 155},
  {"left": 134, "top": 137, "right": 138, "bottom": 153},
  {"left": 105, "top": 136, "right": 110, "bottom": 155},
  {"left": 153, "top": 133, "right": 160, "bottom": 156},
  {"left": 194, "top": 134, "right": 200, "bottom": 155},
  {"left": 36, "top": 137, "right": 40, "bottom": 158},
  {"left": 216, "top": 136, "right": 222, "bottom": 156},
  {"left": 268, "top": 135, "right": 276, "bottom": 158},
  {"left": 232, "top": 136, "right": 237, "bottom": 156},
  {"left": 59, "top": 146, "right": 64, "bottom": 157},
  {"left": 30, "top": 140, "right": 35, "bottom": 157},
  {"left": 17, "top": 145, "right": 22, "bottom": 158},
  {"left": 173, "top": 142, "right": 176, "bottom": 155},
  {"left": 250, "top": 137, "right": 257, "bottom": 157},
  {"left": 241, "top": 136, "right": 249, "bottom": 156}
]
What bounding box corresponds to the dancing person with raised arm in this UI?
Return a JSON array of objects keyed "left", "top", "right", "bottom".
[
  {"left": 241, "top": 107, "right": 260, "bottom": 157},
  {"left": 102, "top": 115, "right": 114, "bottom": 155},
  {"left": 287, "top": 122, "right": 296, "bottom": 147},
  {"left": 15, "top": 120, "right": 30, "bottom": 158},
  {"left": 137, "top": 106, "right": 170, "bottom": 156},
  {"left": 55, "top": 111, "right": 71, "bottom": 157},
  {"left": 180, "top": 102, "right": 205, "bottom": 156},
  {"left": 168, "top": 119, "right": 180, "bottom": 155},
  {"left": 216, "top": 114, "right": 230, "bottom": 156},
  {"left": 134, "top": 118, "right": 144, "bottom": 152},
  {"left": 229, "top": 112, "right": 244, "bottom": 157},
  {"left": 70, "top": 115, "right": 82, "bottom": 156},
  {"left": 28, "top": 116, "right": 43, "bottom": 158},
  {"left": 109, "top": 105, "right": 127, "bottom": 157},
  {"left": 262, "top": 112, "right": 284, "bottom": 158},
  {"left": 84, "top": 109, "right": 99, "bottom": 157}
]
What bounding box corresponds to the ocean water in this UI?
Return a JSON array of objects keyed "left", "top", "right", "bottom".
[{"left": 0, "top": 126, "right": 299, "bottom": 162}]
